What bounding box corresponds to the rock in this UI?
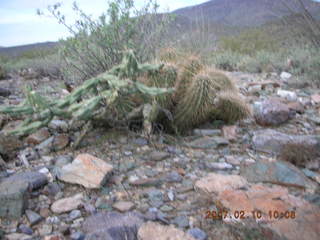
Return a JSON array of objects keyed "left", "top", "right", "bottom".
[
  {"left": 51, "top": 193, "right": 84, "bottom": 214},
  {"left": 287, "top": 101, "right": 305, "bottom": 114},
  {"left": 186, "top": 137, "right": 228, "bottom": 149},
  {"left": 52, "top": 134, "right": 69, "bottom": 150},
  {"left": 0, "top": 171, "right": 48, "bottom": 219},
  {"left": 43, "top": 182, "right": 61, "bottom": 196},
  {"left": 112, "top": 201, "right": 135, "bottom": 212},
  {"left": 25, "top": 210, "right": 43, "bottom": 226},
  {"left": 225, "top": 155, "right": 241, "bottom": 165},
  {"left": 70, "top": 232, "right": 85, "bottom": 240},
  {"left": 18, "top": 224, "right": 33, "bottom": 235},
  {"left": 26, "top": 128, "right": 51, "bottom": 145},
  {"left": 252, "top": 129, "right": 320, "bottom": 155},
  {"left": 0, "top": 134, "right": 23, "bottom": 159},
  {"left": 54, "top": 155, "right": 73, "bottom": 167},
  {"left": 148, "top": 189, "right": 164, "bottom": 208},
  {"left": 205, "top": 162, "right": 233, "bottom": 170},
  {"left": 187, "top": 228, "right": 208, "bottom": 240},
  {"left": 240, "top": 159, "right": 317, "bottom": 190},
  {"left": 49, "top": 119, "right": 68, "bottom": 132},
  {"left": 5, "top": 233, "right": 31, "bottom": 240},
  {"left": 0, "top": 87, "right": 11, "bottom": 97},
  {"left": 216, "top": 184, "right": 320, "bottom": 240},
  {"left": 221, "top": 125, "right": 237, "bottom": 142},
  {"left": 69, "top": 209, "right": 82, "bottom": 221},
  {"left": 195, "top": 173, "right": 248, "bottom": 194},
  {"left": 254, "top": 98, "right": 295, "bottom": 126},
  {"left": 35, "top": 136, "right": 54, "bottom": 155},
  {"left": 163, "top": 171, "right": 183, "bottom": 183},
  {"left": 58, "top": 154, "right": 113, "bottom": 189},
  {"left": 311, "top": 94, "right": 320, "bottom": 104},
  {"left": 149, "top": 151, "right": 170, "bottom": 161},
  {"left": 138, "top": 222, "right": 196, "bottom": 240},
  {"left": 19, "top": 68, "right": 39, "bottom": 79},
  {"left": 83, "top": 211, "right": 145, "bottom": 239},
  {"left": 129, "top": 177, "right": 162, "bottom": 187},
  {"left": 280, "top": 71, "right": 292, "bottom": 80},
  {"left": 38, "top": 224, "right": 53, "bottom": 236},
  {"left": 277, "top": 89, "right": 297, "bottom": 102},
  {"left": 172, "top": 215, "right": 189, "bottom": 228},
  {"left": 193, "top": 129, "right": 221, "bottom": 136}
]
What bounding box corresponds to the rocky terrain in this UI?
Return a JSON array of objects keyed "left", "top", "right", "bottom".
[{"left": 0, "top": 68, "right": 319, "bottom": 240}]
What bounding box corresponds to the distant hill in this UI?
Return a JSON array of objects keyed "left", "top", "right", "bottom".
[
  {"left": 0, "top": 42, "right": 58, "bottom": 57},
  {"left": 173, "top": 0, "right": 320, "bottom": 27}
]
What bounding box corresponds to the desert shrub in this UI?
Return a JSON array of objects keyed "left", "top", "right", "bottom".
[
  {"left": 41, "top": 0, "right": 172, "bottom": 83},
  {"left": 219, "top": 29, "right": 278, "bottom": 56},
  {"left": 0, "top": 65, "right": 6, "bottom": 79},
  {"left": 210, "top": 50, "right": 242, "bottom": 71}
]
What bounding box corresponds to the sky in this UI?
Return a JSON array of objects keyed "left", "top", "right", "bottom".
[{"left": 0, "top": 0, "right": 208, "bottom": 47}]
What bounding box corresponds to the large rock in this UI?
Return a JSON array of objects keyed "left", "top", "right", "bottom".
[
  {"left": 0, "top": 171, "right": 47, "bottom": 219},
  {"left": 0, "top": 87, "right": 11, "bottom": 97},
  {"left": 138, "top": 222, "right": 196, "bottom": 240},
  {"left": 0, "top": 133, "right": 23, "bottom": 159},
  {"left": 240, "top": 159, "right": 317, "bottom": 190},
  {"left": 195, "top": 173, "right": 248, "bottom": 194},
  {"left": 83, "top": 211, "right": 145, "bottom": 240},
  {"left": 252, "top": 129, "right": 320, "bottom": 155},
  {"left": 58, "top": 154, "right": 113, "bottom": 189},
  {"left": 254, "top": 98, "right": 295, "bottom": 126}
]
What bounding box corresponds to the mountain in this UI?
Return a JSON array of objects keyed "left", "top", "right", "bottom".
[
  {"left": 173, "top": 0, "right": 320, "bottom": 27},
  {"left": 0, "top": 42, "right": 58, "bottom": 57}
]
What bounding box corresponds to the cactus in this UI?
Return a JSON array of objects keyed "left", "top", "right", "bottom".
[
  {"left": 0, "top": 50, "right": 174, "bottom": 137},
  {"left": 0, "top": 65, "right": 6, "bottom": 80},
  {"left": 213, "top": 91, "right": 252, "bottom": 123}
]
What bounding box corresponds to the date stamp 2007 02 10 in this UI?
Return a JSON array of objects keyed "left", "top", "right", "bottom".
[{"left": 205, "top": 210, "right": 296, "bottom": 220}]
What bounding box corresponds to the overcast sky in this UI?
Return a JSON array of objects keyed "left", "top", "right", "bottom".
[{"left": 0, "top": 0, "right": 208, "bottom": 47}]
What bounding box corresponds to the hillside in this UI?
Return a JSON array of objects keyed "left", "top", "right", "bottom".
[
  {"left": 0, "top": 42, "right": 58, "bottom": 57},
  {"left": 174, "top": 0, "right": 320, "bottom": 27}
]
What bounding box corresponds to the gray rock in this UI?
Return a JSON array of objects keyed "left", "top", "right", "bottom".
[
  {"left": 133, "top": 138, "right": 148, "bottom": 146},
  {"left": 187, "top": 228, "right": 208, "bottom": 240},
  {"left": 205, "top": 162, "right": 233, "bottom": 170},
  {"left": 83, "top": 211, "right": 145, "bottom": 240},
  {"left": 252, "top": 129, "right": 320, "bottom": 155},
  {"left": 49, "top": 119, "right": 69, "bottom": 132},
  {"left": 44, "top": 182, "right": 61, "bottom": 196},
  {"left": 0, "top": 171, "right": 48, "bottom": 219},
  {"left": 0, "top": 87, "right": 11, "bottom": 97},
  {"left": 186, "top": 137, "right": 228, "bottom": 149},
  {"left": 172, "top": 215, "right": 189, "bottom": 228},
  {"left": 240, "top": 160, "right": 317, "bottom": 190},
  {"left": 35, "top": 136, "right": 54, "bottom": 155},
  {"left": 149, "top": 151, "right": 170, "bottom": 161},
  {"left": 71, "top": 232, "right": 85, "bottom": 240},
  {"left": 18, "top": 224, "right": 33, "bottom": 235},
  {"left": 193, "top": 129, "right": 221, "bottom": 136},
  {"left": 254, "top": 98, "right": 295, "bottom": 126},
  {"left": 25, "top": 210, "right": 43, "bottom": 226},
  {"left": 69, "top": 210, "right": 82, "bottom": 221},
  {"left": 54, "top": 155, "right": 73, "bottom": 168},
  {"left": 164, "top": 171, "right": 183, "bottom": 183}
]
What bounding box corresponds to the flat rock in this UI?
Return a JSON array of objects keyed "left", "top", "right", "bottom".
[
  {"left": 186, "top": 137, "right": 228, "bottom": 149},
  {"left": 277, "top": 89, "right": 297, "bottom": 102},
  {"left": 240, "top": 159, "right": 317, "bottom": 190},
  {"left": 195, "top": 173, "right": 248, "bottom": 195},
  {"left": 149, "top": 151, "right": 170, "bottom": 161},
  {"left": 193, "top": 129, "right": 221, "bottom": 136},
  {"left": 252, "top": 129, "right": 320, "bottom": 155},
  {"left": 58, "top": 154, "right": 113, "bottom": 189},
  {"left": 221, "top": 125, "right": 237, "bottom": 141},
  {"left": 25, "top": 210, "right": 43, "bottom": 226},
  {"left": 254, "top": 98, "right": 295, "bottom": 126},
  {"left": 112, "top": 201, "right": 135, "bottom": 212},
  {"left": 138, "top": 221, "right": 196, "bottom": 240},
  {"left": 83, "top": 211, "right": 145, "bottom": 240},
  {"left": 51, "top": 193, "right": 84, "bottom": 214}
]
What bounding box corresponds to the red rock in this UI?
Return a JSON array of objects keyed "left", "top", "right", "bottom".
[
  {"left": 311, "top": 94, "right": 320, "bottom": 104},
  {"left": 222, "top": 125, "right": 237, "bottom": 141},
  {"left": 26, "top": 128, "right": 51, "bottom": 145},
  {"left": 53, "top": 134, "right": 69, "bottom": 150}
]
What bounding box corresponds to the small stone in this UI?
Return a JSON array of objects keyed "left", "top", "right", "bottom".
[
  {"left": 187, "top": 228, "right": 208, "bottom": 240},
  {"left": 187, "top": 137, "right": 228, "bottom": 149},
  {"left": 5, "top": 233, "right": 31, "bottom": 240},
  {"left": 280, "top": 71, "right": 292, "bottom": 79},
  {"left": 49, "top": 120, "right": 68, "bottom": 132},
  {"left": 193, "top": 129, "right": 221, "bottom": 136},
  {"left": 160, "top": 205, "right": 174, "bottom": 212},
  {"left": 277, "top": 89, "right": 297, "bottom": 102},
  {"left": 148, "top": 189, "right": 164, "bottom": 208},
  {"left": 221, "top": 125, "right": 237, "bottom": 142},
  {"left": 26, "top": 128, "right": 51, "bottom": 145},
  {"left": 58, "top": 154, "right": 113, "bottom": 189},
  {"left": 70, "top": 232, "right": 85, "bottom": 240},
  {"left": 311, "top": 94, "right": 320, "bottom": 104},
  {"left": 69, "top": 209, "right": 82, "bottom": 221},
  {"left": 53, "top": 134, "right": 69, "bottom": 150},
  {"left": 206, "top": 162, "right": 233, "bottom": 170},
  {"left": 25, "top": 210, "right": 43, "bottom": 226},
  {"left": 51, "top": 193, "right": 84, "bottom": 214},
  {"left": 164, "top": 171, "right": 183, "bottom": 183},
  {"left": 149, "top": 151, "right": 170, "bottom": 161},
  {"left": 225, "top": 155, "right": 241, "bottom": 165},
  {"left": 38, "top": 224, "right": 53, "bottom": 236},
  {"left": 129, "top": 177, "right": 162, "bottom": 187},
  {"left": 172, "top": 215, "right": 189, "bottom": 228},
  {"left": 18, "top": 224, "right": 33, "bottom": 235},
  {"left": 112, "top": 201, "right": 135, "bottom": 212},
  {"left": 167, "top": 190, "right": 175, "bottom": 201}
]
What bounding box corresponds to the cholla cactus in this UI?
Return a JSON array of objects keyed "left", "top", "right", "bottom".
[{"left": 0, "top": 50, "right": 174, "bottom": 137}]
